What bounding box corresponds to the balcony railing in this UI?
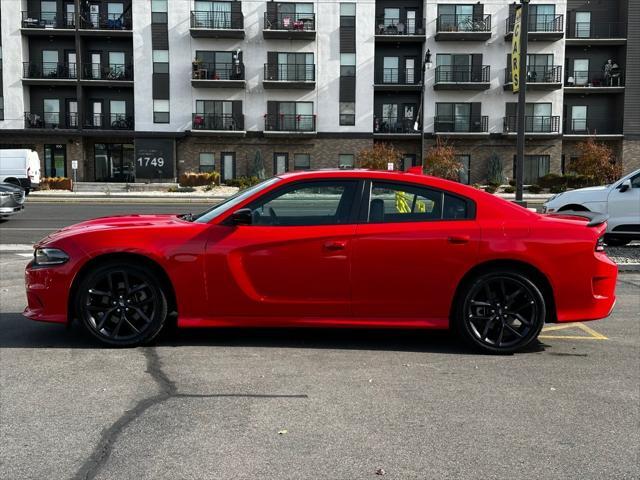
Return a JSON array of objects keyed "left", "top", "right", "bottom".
[
  {"left": 192, "top": 113, "right": 244, "bottom": 131},
  {"left": 436, "top": 14, "right": 491, "bottom": 33},
  {"left": 565, "top": 69, "right": 624, "bottom": 87},
  {"left": 505, "top": 65, "right": 562, "bottom": 84},
  {"left": 434, "top": 115, "right": 488, "bottom": 133},
  {"left": 190, "top": 10, "right": 243, "bottom": 29},
  {"left": 374, "top": 117, "right": 418, "bottom": 134},
  {"left": 81, "top": 63, "right": 133, "bottom": 81},
  {"left": 85, "top": 114, "right": 134, "bottom": 130},
  {"left": 504, "top": 116, "right": 560, "bottom": 133},
  {"left": 375, "top": 16, "right": 425, "bottom": 35},
  {"left": 192, "top": 62, "right": 245, "bottom": 80},
  {"left": 265, "top": 114, "right": 316, "bottom": 132},
  {"left": 23, "top": 62, "right": 77, "bottom": 79},
  {"left": 507, "top": 14, "right": 564, "bottom": 33},
  {"left": 79, "top": 12, "right": 132, "bottom": 30},
  {"left": 24, "top": 112, "right": 78, "bottom": 129},
  {"left": 21, "top": 11, "right": 75, "bottom": 29},
  {"left": 569, "top": 22, "right": 627, "bottom": 39},
  {"left": 375, "top": 68, "right": 419, "bottom": 85},
  {"left": 564, "top": 117, "right": 622, "bottom": 135},
  {"left": 435, "top": 65, "right": 490, "bottom": 83},
  {"left": 264, "top": 64, "right": 315, "bottom": 82},
  {"left": 264, "top": 12, "right": 316, "bottom": 31}
]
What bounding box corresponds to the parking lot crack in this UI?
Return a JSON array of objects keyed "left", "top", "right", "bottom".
[{"left": 72, "top": 347, "right": 175, "bottom": 480}]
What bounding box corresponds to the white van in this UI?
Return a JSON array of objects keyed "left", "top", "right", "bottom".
[{"left": 0, "top": 149, "right": 41, "bottom": 194}]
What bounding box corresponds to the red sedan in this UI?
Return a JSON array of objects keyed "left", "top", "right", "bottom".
[{"left": 24, "top": 170, "right": 617, "bottom": 353}]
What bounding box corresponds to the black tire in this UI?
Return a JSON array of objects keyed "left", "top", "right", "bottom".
[
  {"left": 75, "top": 263, "right": 168, "bottom": 347},
  {"left": 454, "top": 270, "right": 546, "bottom": 354},
  {"left": 604, "top": 235, "right": 631, "bottom": 247}
]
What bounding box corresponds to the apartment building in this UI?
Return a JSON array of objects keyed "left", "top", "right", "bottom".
[{"left": 0, "top": 0, "right": 638, "bottom": 185}]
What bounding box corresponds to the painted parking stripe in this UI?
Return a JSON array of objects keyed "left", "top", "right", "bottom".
[
  {"left": 0, "top": 244, "right": 34, "bottom": 252},
  {"left": 540, "top": 322, "right": 608, "bottom": 340}
]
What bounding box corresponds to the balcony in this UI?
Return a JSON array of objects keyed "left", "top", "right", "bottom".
[
  {"left": 79, "top": 12, "right": 132, "bottom": 36},
  {"left": 434, "top": 116, "right": 489, "bottom": 136},
  {"left": 263, "top": 64, "right": 315, "bottom": 90},
  {"left": 192, "top": 62, "right": 245, "bottom": 88},
  {"left": 504, "top": 66, "right": 562, "bottom": 91},
  {"left": 434, "top": 65, "right": 490, "bottom": 90},
  {"left": 84, "top": 114, "right": 134, "bottom": 130},
  {"left": 192, "top": 114, "right": 245, "bottom": 136},
  {"left": 564, "top": 69, "right": 625, "bottom": 94},
  {"left": 503, "top": 116, "right": 560, "bottom": 136},
  {"left": 22, "top": 62, "right": 77, "bottom": 85},
  {"left": 24, "top": 112, "right": 79, "bottom": 130},
  {"left": 190, "top": 10, "right": 244, "bottom": 38},
  {"left": 566, "top": 22, "right": 627, "bottom": 45},
  {"left": 21, "top": 11, "right": 75, "bottom": 34},
  {"left": 263, "top": 13, "right": 316, "bottom": 40},
  {"left": 435, "top": 14, "right": 492, "bottom": 41},
  {"left": 375, "top": 17, "right": 426, "bottom": 42},
  {"left": 374, "top": 68, "right": 421, "bottom": 91},
  {"left": 505, "top": 14, "right": 564, "bottom": 41},
  {"left": 564, "top": 117, "right": 623, "bottom": 137},
  {"left": 264, "top": 114, "right": 316, "bottom": 136},
  {"left": 373, "top": 117, "right": 421, "bottom": 138},
  {"left": 80, "top": 64, "right": 134, "bottom": 85}
]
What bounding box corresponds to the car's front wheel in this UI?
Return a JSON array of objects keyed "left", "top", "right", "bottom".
[
  {"left": 454, "top": 271, "right": 546, "bottom": 354},
  {"left": 75, "top": 263, "right": 168, "bottom": 347}
]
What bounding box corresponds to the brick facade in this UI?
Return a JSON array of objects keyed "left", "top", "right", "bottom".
[{"left": 622, "top": 138, "right": 640, "bottom": 173}]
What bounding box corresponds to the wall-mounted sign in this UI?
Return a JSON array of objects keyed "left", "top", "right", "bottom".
[{"left": 134, "top": 138, "right": 175, "bottom": 179}]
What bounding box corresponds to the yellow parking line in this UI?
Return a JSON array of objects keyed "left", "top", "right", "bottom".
[{"left": 540, "top": 322, "right": 608, "bottom": 340}]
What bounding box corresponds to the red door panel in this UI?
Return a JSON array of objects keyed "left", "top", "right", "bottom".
[{"left": 352, "top": 221, "right": 480, "bottom": 321}]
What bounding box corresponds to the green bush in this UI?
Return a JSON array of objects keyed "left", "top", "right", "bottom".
[
  {"left": 538, "top": 173, "right": 564, "bottom": 189},
  {"left": 527, "top": 184, "right": 543, "bottom": 194},
  {"left": 486, "top": 153, "right": 504, "bottom": 185},
  {"left": 565, "top": 174, "right": 597, "bottom": 188},
  {"left": 484, "top": 185, "right": 498, "bottom": 194},
  {"left": 508, "top": 179, "right": 516, "bottom": 187},
  {"left": 503, "top": 186, "right": 515, "bottom": 193},
  {"left": 550, "top": 185, "right": 567, "bottom": 194},
  {"left": 168, "top": 186, "right": 196, "bottom": 193},
  {"left": 225, "top": 176, "right": 261, "bottom": 189}
]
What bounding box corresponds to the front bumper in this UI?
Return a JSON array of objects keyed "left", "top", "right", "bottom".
[
  {"left": 0, "top": 205, "right": 24, "bottom": 216},
  {"left": 24, "top": 260, "right": 75, "bottom": 324}
]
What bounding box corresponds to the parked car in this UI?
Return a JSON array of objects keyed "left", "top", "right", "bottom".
[
  {"left": 0, "top": 182, "right": 26, "bottom": 217},
  {"left": 543, "top": 169, "right": 640, "bottom": 246},
  {"left": 0, "top": 149, "right": 41, "bottom": 194},
  {"left": 24, "top": 170, "right": 617, "bottom": 353}
]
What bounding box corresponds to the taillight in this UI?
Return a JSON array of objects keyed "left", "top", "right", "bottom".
[{"left": 596, "top": 236, "right": 605, "bottom": 252}]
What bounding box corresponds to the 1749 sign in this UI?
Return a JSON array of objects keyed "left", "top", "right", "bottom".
[{"left": 134, "top": 138, "right": 175, "bottom": 180}]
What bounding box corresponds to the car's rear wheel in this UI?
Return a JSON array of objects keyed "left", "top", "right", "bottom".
[
  {"left": 75, "top": 263, "right": 168, "bottom": 347},
  {"left": 604, "top": 235, "right": 631, "bottom": 247},
  {"left": 455, "top": 271, "right": 545, "bottom": 354}
]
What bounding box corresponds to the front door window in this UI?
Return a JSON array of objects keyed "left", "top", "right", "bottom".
[
  {"left": 94, "top": 143, "right": 134, "bottom": 182},
  {"left": 274, "top": 153, "right": 288, "bottom": 175},
  {"left": 221, "top": 153, "right": 235, "bottom": 182},
  {"left": 44, "top": 144, "right": 67, "bottom": 177}
]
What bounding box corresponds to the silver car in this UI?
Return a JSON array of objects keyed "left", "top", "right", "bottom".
[{"left": 0, "top": 182, "right": 25, "bottom": 217}]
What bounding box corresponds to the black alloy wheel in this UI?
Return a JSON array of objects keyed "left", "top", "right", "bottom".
[
  {"left": 76, "top": 263, "right": 167, "bottom": 347},
  {"left": 456, "top": 271, "right": 545, "bottom": 354}
]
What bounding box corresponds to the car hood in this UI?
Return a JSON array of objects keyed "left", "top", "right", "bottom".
[
  {"left": 546, "top": 185, "right": 609, "bottom": 205},
  {"left": 38, "top": 214, "right": 188, "bottom": 245},
  {"left": 0, "top": 183, "right": 24, "bottom": 193}
]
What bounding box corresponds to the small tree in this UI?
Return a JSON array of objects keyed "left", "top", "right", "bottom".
[
  {"left": 486, "top": 153, "right": 504, "bottom": 185},
  {"left": 570, "top": 138, "right": 621, "bottom": 184},
  {"left": 356, "top": 143, "right": 401, "bottom": 170},
  {"left": 424, "top": 137, "right": 461, "bottom": 181}
]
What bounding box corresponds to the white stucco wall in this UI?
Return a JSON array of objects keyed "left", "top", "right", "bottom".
[{"left": 1, "top": 0, "right": 29, "bottom": 129}]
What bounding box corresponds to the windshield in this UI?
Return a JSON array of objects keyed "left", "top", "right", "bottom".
[{"left": 193, "top": 177, "right": 281, "bottom": 223}]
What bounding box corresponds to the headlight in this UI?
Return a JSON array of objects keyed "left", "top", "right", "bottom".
[{"left": 34, "top": 248, "right": 69, "bottom": 266}]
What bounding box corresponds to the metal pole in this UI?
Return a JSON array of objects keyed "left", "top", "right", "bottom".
[{"left": 515, "top": 0, "right": 529, "bottom": 204}]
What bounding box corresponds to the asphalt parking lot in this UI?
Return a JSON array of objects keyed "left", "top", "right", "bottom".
[{"left": 1, "top": 203, "right": 639, "bottom": 479}]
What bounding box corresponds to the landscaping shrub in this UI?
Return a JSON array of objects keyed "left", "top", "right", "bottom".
[
  {"left": 486, "top": 153, "right": 504, "bottom": 186},
  {"left": 538, "top": 173, "right": 564, "bottom": 189},
  {"left": 179, "top": 172, "right": 220, "bottom": 187},
  {"left": 484, "top": 185, "right": 498, "bottom": 194},
  {"left": 41, "top": 177, "right": 72, "bottom": 190},
  {"left": 503, "top": 186, "right": 515, "bottom": 193},
  {"left": 356, "top": 143, "right": 401, "bottom": 170},
  {"left": 550, "top": 185, "right": 567, "bottom": 194},
  {"left": 224, "top": 176, "right": 261, "bottom": 189},
  {"left": 168, "top": 186, "right": 196, "bottom": 193},
  {"left": 569, "top": 138, "right": 621, "bottom": 184},
  {"left": 527, "top": 184, "right": 543, "bottom": 194},
  {"left": 424, "top": 138, "right": 461, "bottom": 181}
]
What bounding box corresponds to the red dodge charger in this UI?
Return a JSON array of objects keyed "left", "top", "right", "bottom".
[{"left": 24, "top": 170, "right": 617, "bottom": 353}]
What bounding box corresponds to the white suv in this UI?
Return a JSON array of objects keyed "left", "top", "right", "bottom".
[{"left": 543, "top": 169, "right": 640, "bottom": 246}]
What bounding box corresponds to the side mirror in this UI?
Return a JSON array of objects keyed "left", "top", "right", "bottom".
[
  {"left": 229, "top": 208, "right": 253, "bottom": 226},
  {"left": 619, "top": 179, "right": 632, "bottom": 193}
]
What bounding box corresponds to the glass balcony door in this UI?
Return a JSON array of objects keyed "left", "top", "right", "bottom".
[
  {"left": 573, "top": 59, "right": 589, "bottom": 86},
  {"left": 43, "top": 99, "right": 60, "bottom": 127},
  {"left": 525, "top": 103, "right": 552, "bottom": 132},
  {"left": 42, "top": 50, "right": 59, "bottom": 77},
  {"left": 570, "top": 106, "right": 587, "bottom": 133},
  {"left": 575, "top": 12, "right": 591, "bottom": 38},
  {"left": 41, "top": 1, "right": 57, "bottom": 26},
  {"left": 108, "top": 52, "right": 125, "bottom": 79},
  {"left": 383, "top": 57, "right": 399, "bottom": 83},
  {"left": 195, "top": 1, "right": 231, "bottom": 28}
]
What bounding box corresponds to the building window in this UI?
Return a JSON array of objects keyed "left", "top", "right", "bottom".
[
  {"left": 517, "top": 155, "right": 550, "bottom": 185},
  {"left": 294, "top": 154, "right": 311, "bottom": 170},
  {"left": 340, "top": 3, "right": 356, "bottom": 17},
  {"left": 340, "top": 53, "right": 356, "bottom": 77},
  {"left": 153, "top": 100, "right": 169, "bottom": 123},
  {"left": 457, "top": 154, "right": 471, "bottom": 184},
  {"left": 340, "top": 102, "right": 355, "bottom": 126},
  {"left": 339, "top": 154, "right": 355, "bottom": 169},
  {"left": 153, "top": 50, "right": 169, "bottom": 74},
  {"left": 44, "top": 144, "right": 67, "bottom": 177},
  {"left": 402, "top": 154, "right": 417, "bottom": 171},
  {"left": 199, "top": 153, "right": 215, "bottom": 173},
  {"left": 0, "top": 97, "right": 4, "bottom": 121},
  {"left": 151, "top": 0, "right": 168, "bottom": 23}
]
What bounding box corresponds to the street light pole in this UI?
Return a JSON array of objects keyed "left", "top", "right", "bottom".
[{"left": 515, "top": 0, "right": 530, "bottom": 204}]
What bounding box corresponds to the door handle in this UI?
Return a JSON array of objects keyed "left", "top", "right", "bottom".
[
  {"left": 448, "top": 235, "right": 470, "bottom": 244},
  {"left": 324, "top": 240, "right": 347, "bottom": 251}
]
